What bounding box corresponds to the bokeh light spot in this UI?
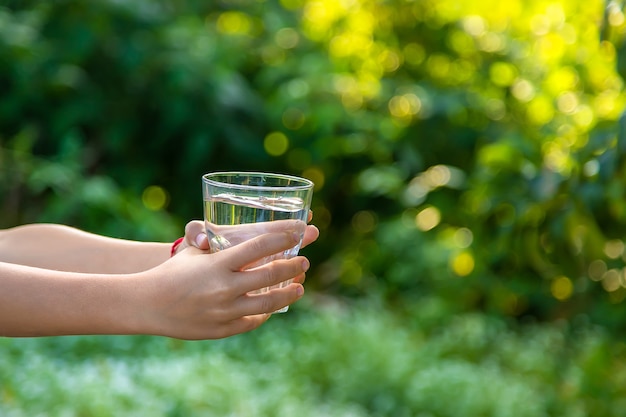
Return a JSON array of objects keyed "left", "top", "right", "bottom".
[
  {"left": 352, "top": 210, "right": 377, "bottom": 233},
  {"left": 264, "top": 132, "right": 289, "bottom": 156},
  {"left": 302, "top": 167, "right": 325, "bottom": 191},
  {"left": 462, "top": 15, "right": 487, "bottom": 37},
  {"left": 389, "top": 94, "right": 421, "bottom": 118},
  {"left": 216, "top": 11, "right": 251, "bottom": 35},
  {"left": 511, "top": 79, "right": 535, "bottom": 102},
  {"left": 605, "top": 240, "right": 625, "bottom": 259},
  {"left": 526, "top": 95, "right": 554, "bottom": 125},
  {"left": 275, "top": 27, "right": 300, "bottom": 49},
  {"left": 490, "top": 62, "right": 517, "bottom": 87},
  {"left": 142, "top": 185, "right": 169, "bottom": 211},
  {"left": 415, "top": 206, "right": 441, "bottom": 231},
  {"left": 608, "top": 2, "right": 625, "bottom": 26},
  {"left": 602, "top": 269, "right": 621, "bottom": 292},
  {"left": 379, "top": 50, "right": 401, "bottom": 72},
  {"left": 454, "top": 227, "right": 474, "bottom": 248},
  {"left": 286, "top": 79, "right": 310, "bottom": 98},
  {"left": 557, "top": 92, "right": 579, "bottom": 114},
  {"left": 451, "top": 251, "right": 475, "bottom": 277},
  {"left": 588, "top": 259, "right": 608, "bottom": 281},
  {"left": 551, "top": 276, "right": 573, "bottom": 300},
  {"left": 583, "top": 160, "right": 600, "bottom": 177},
  {"left": 426, "top": 54, "right": 451, "bottom": 79}
]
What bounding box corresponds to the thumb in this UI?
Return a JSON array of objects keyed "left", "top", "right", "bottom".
[{"left": 184, "top": 220, "right": 209, "bottom": 250}]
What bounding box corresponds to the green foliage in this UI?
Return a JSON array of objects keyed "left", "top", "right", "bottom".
[
  {"left": 1, "top": 302, "right": 625, "bottom": 416},
  {"left": 4, "top": 1, "right": 626, "bottom": 412},
  {"left": 0, "top": 132, "right": 180, "bottom": 240}
]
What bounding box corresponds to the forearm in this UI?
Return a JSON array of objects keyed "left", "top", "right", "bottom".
[
  {"left": 0, "top": 224, "right": 171, "bottom": 273},
  {"left": 0, "top": 262, "right": 149, "bottom": 337},
  {"left": 0, "top": 230, "right": 313, "bottom": 340}
]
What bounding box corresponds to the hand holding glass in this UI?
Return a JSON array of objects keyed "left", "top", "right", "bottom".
[{"left": 202, "top": 172, "right": 314, "bottom": 313}]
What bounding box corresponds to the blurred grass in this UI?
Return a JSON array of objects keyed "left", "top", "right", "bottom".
[{"left": 2, "top": 296, "right": 625, "bottom": 417}]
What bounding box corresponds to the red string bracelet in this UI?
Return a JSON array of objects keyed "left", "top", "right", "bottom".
[{"left": 170, "top": 237, "right": 184, "bottom": 257}]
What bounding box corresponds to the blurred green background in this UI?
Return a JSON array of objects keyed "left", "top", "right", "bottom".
[{"left": 3, "top": 0, "right": 626, "bottom": 415}]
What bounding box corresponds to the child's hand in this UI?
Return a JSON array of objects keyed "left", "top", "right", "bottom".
[{"left": 142, "top": 230, "right": 311, "bottom": 340}]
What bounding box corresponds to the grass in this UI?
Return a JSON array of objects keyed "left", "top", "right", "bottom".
[{"left": 1, "top": 295, "right": 625, "bottom": 416}]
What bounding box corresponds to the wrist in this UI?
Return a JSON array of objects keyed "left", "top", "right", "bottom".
[
  {"left": 83, "top": 272, "right": 154, "bottom": 336},
  {"left": 170, "top": 237, "right": 185, "bottom": 257},
  {"left": 128, "top": 266, "right": 173, "bottom": 337}
]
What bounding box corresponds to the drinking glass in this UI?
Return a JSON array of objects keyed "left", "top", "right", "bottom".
[{"left": 202, "top": 171, "right": 314, "bottom": 313}]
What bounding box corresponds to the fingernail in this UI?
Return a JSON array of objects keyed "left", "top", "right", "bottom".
[
  {"left": 195, "top": 233, "right": 207, "bottom": 248},
  {"left": 291, "top": 231, "right": 300, "bottom": 243},
  {"left": 296, "top": 286, "right": 304, "bottom": 297},
  {"left": 302, "top": 259, "right": 310, "bottom": 272}
]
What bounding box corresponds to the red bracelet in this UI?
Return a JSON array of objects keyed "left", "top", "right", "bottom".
[{"left": 170, "top": 237, "right": 185, "bottom": 257}]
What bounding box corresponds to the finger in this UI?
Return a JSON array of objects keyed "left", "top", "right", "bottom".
[
  {"left": 184, "top": 220, "right": 209, "bottom": 250},
  {"left": 216, "top": 314, "right": 271, "bottom": 339},
  {"left": 181, "top": 314, "right": 271, "bottom": 340},
  {"left": 293, "top": 272, "right": 306, "bottom": 284},
  {"left": 221, "top": 231, "right": 301, "bottom": 270},
  {"left": 243, "top": 219, "right": 306, "bottom": 235},
  {"left": 301, "top": 225, "right": 319, "bottom": 249},
  {"left": 237, "top": 283, "right": 305, "bottom": 316},
  {"left": 308, "top": 210, "right": 313, "bottom": 222},
  {"left": 235, "top": 256, "right": 309, "bottom": 294}
]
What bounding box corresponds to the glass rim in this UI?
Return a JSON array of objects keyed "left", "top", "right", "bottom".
[{"left": 202, "top": 171, "right": 314, "bottom": 191}]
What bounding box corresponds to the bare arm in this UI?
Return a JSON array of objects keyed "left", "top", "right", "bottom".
[
  {"left": 0, "top": 221, "right": 320, "bottom": 274},
  {"left": 0, "top": 261, "right": 148, "bottom": 336},
  {"left": 0, "top": 224, "right": 170, "bottom": 273},
  {"left": 0, "top": 231, "right": 311, "bottom": 339}
]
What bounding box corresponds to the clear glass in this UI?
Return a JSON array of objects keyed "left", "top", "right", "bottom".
[{"left": 202, "top": 172, "right": 314, "bottom": 313}]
